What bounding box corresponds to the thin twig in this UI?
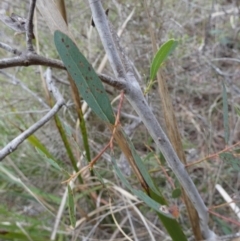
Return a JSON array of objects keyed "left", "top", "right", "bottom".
[
  {"left": 0, "top": 52, "right": 122, "bottom": 90},
  {"left": 26, "top": 0, "right": 36, "bottom": 52},
  {"left": 0, "top": 53, "right": 65, "bottom": 69},
  {"left": 186, "top": 141, "right": 240, "bottom": 167},
  {"left": 0, "top": 74, "right": 65, "bottom": 161},
  {"left": 0, "top": 42, "right": 22, "bottom": 55},
  {"left": 208, "top": 210, "right": 240, "bottom": 227},
  {"left": 98, "top": 73, "right": 125, "bottom": 89},
  {"left": 45, "top": 67, "right": 63, "bottom": 101},
  {"left": 110, "top": 90, "right": 125, "bottom": 149},
  {"left": 89, "top": 2, "right": 126, "bottom": 80}
]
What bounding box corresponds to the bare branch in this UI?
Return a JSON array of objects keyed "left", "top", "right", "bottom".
[
  {"left": 0, "top": 52, "right": 65, "bottom": 69},
  {"left": 25, "top": 0, "right": 36, "bottom": 52},
  {"left": 88, "top": 0, "right": 217, "bottom": 239},
  {"left": 90, "top": 2, "right": 126, "bottom": 80},
  {"left": 0, "top": 54, "right": 125, "bottom": 91},
  {"left": 0, "top": 72, "right": 65, "bottom": 162},
  {"left": 0, "top": 42, "right": 22, "bottom": 55},
  {"left": 98, "top": 73, "right": 126, "bottom": 89},
  {"left": 45, "top": 67, "right": 63, "bottom": 101},
  {"left": 0, "top": 1, "right": 65, "bottom": 71},
  {"left": 0, "top": 47, "right": 123, "bottom": 90},
  {"left": 0, "top": 2, "right": 127, "bottom": 94}
]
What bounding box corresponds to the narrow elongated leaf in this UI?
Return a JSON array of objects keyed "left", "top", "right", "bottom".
[
  {"left": 27, "top": 134, "right": 55, "bottom": 160},
  {"left": 120, "top": 129, "right": 166, "bottom": 204},
  {"left": 54, "top": 30, "right": 115, "bottom": 124},
  {"left": 53, "top": 115, "right": 83, "bottom": 183},
  {"left": 150, "top": 39, "right": 178, "bottom": 80},
  {"left": 111, "top": 156, "right": 187, "bottom": 241},
  {"left": 111, "top": 156, "right": 169, "bottom": 217},
  {"left": 10, "top": 121, "right": 55, "bottom": 161}
]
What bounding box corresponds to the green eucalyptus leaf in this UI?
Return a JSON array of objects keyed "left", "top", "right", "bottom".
[
  {"left": 111, "top": 155, "right": 169, "bottom": 217},
  {"left": 111, "top": 156, "right": 187, "bottom": 241},
  {"left": 150, "top": 39, "right": 178, "bottom": 80},
  {"left": 54, "top": 30, "right": 115, "bottom": 124}
]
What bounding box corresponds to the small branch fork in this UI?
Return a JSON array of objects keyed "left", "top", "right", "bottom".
[
  {"left": 0, "top": 0, "right": 65, "bottom": 70},
  {"left": 89, "top": 90, "right": 125, "bottom": 167},
  {"left": 186, "top": 141, "right": 240, "bottom": 167},
  {"left": 0, "top": 1, "right": 121, "bottom": 90},
  {"left": 0, "top": 0, "right": 124, "bottom": 163}
]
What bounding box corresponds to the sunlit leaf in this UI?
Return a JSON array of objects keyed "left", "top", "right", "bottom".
[{"left": 150, "top": 39, "right": 178, "bottom": 80}]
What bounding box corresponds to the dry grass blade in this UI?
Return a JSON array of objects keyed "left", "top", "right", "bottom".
[
  {"left": 110, "top": 125, "right": 149, "bottom": 193},
  {"left": 36, "top": 0, "right": 69, "bottom": 35},
  {"left": 109, "top": 198, "right": 134, "bottom": 241}
]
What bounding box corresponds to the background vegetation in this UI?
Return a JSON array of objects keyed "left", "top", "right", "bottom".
[{"left": 0, "top": 0, "right": 240, "bottom": 240}]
